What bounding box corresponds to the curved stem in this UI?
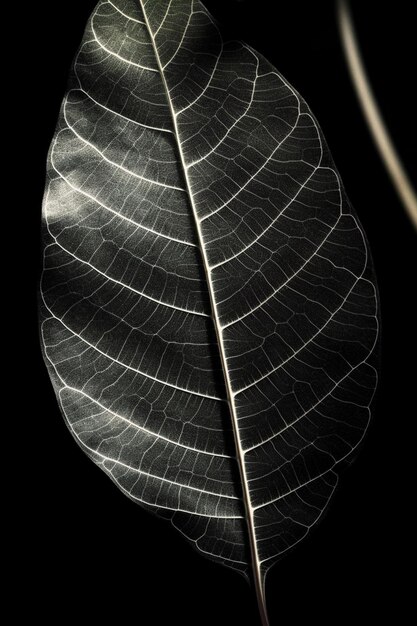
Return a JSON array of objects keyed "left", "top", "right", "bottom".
[{"left": 338, "top": 0, "right": 417, "bottom": 231}]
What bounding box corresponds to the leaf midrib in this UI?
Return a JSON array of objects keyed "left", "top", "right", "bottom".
[{"left": 137, "top": 2, "right": 269, "bottom": 624}]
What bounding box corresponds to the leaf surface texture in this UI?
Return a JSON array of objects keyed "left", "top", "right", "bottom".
[{"left": 41, "top": 0, "right": 379, "bottom": 591}]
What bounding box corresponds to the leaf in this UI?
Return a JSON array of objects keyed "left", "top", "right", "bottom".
[{"left": 40, "top": 0, "right": 379, "bottom": 622}]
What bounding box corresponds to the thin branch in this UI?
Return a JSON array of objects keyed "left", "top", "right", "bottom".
[{"left": 338, "top": 0, "right": 417, "bottom": 231}]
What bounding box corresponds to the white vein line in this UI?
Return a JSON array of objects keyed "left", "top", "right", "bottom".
[
  {"left": 40, "top": 317, "right": 240, "bottom": 520},
  {"left": 221, "top": 210, "right": 340, "bottom": 329},
  {"left": 234, "top": 271, "right": 362, "bottom": 396},
  {"left": 191, "top": 544, "right": 246, "bottom": 565},
  {"left": 120, "top": 486, "right": 242, "bottom": 519},
  {"left": 221, "top": 221, "right": 341, "bottom": 329},
  {"left": 63, "top": 385, "right": 232, "bottom": 458},
  {"left": 173, "top": 517, "right": 247, "bottom": 557},
  {"left": 154, "top": 0, "right": 172, "bottom": 37},
  {"left": 211, "top": 166, "right": 324, "bottom": 271},
  {"left": 199, "top": 105, "right": 302, "bottom": 223},
  {"left": 252, "top": 475, "right": 324, "bottom": 514},
  {"left": 244, "top": 310, "right": 378, "bottom": 454},
  {"left": 42, "top": 296, "right": 224, "bottom": 402},
  {"left": 215, "top": 171, "right": 321, "bottom": 313},
  {"left": 64, "top": 385, "right": 231, "bottom": 458},
  {"left": 91, "top": 15, "right": 158, "bottom": 72},
  {"left": 259, "top": 527, "right": 318, "bottom": 565},
  {"left": 252, "top": 432, "right": 359, "bottom": 513},
  {"left": 171, "top": 517, "right": 248, "bottom": 569},
  {"left": 75, "top": 442, "right": 237, "bottom": 499},
  {"left": 186, "top": 45, "right": 259, "bottom": 169},
  {"left": 63, "top": 101, "right": 186, "bottom": 192},
  {"left": 46, "top": 239, "right": 209, "bottom": 318},
  {"left": 138, "top": 3, "right": 267, "bottom": 616},
  {"left": 107, "top": 0, "right": 146, "bottom": 25},
  {"left": 176, "top": 39, "right": 224, "bottom": 115},
  {"left": 162, "top": 0, "right": 193, "bottom": 69},
  {"left": 245, "top": 362, "right": 366, "bottom": 455},
  {"left": 49, "top": 158, "right": 195, "bottom": 247},
  {"left": 257, "top": 475, "right": 340, "bottom": 567},
  {"left": 69, "top": 87, "right": 173, "bottom": 135}
]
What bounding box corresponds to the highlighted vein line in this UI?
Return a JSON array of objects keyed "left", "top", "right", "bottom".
[
  {"left": 49, "top": 160, "right": 196, "bottom": 247},
  {"left": 253, "top": 466, "right": 338, "bottom": 512},
  {"left": 63, "top": 102, "right": 186, "bottom": 192},
  {"left": 42, "top": 298, "right": 224, "bottom": 402},
  {"left": 41, "top": 329, "right": 241, "bottom": 521},
  {"left": 63, "top": 385, "right": 232, "bottom": 458},
  {"left": 70, "top": 87, "right": 174, "bottom": 135},
  {"left": 244, "top": 355, "right": 372, "bottom": 454},
  {"left": 138, "top": 4, "right": 270, "bottom": 624},
  {"left": 47, "top": 238, "right": 209, "bottom": 318},
  {"left": 199, "top": 108, "right": 301, "bottom": 222},
  {"left": 233, "top": 219, "right": 369, "bottom": 396},
  {"left": 186, "top": 45, "right": 259, "bottom": 169},
  {"left": 210, "top": 165, "right": 320, "bottom": 271},
  {"left": 82, "top": 444, "right": 237, "bottom": 499},
  {"left": 106, "top": 0, "right": 146, "bottom": 25},
  {"left": 154, "top": 0, "right": 172, "bottom": 37},
  {"left": 234, "top": 271, "right": 362, "bottom": 396},
  {"left": 118, "top": 480, "right": 243, "bottom": 518},
  {"left": 162, "top": 2, "right": 193, "bottom": 69},
  {"left": 220, "top": 202, "right": 339, "bottom": 329},
  {"left": 91, "top": 19, "right": 158, "bottom": 72},
  {"left": 176, "top": 40, "right": 224, "bottom": 115}
]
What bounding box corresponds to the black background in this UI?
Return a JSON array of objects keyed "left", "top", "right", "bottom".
[{"left": 27, "top": 1, "right": 415, "bottom": 624}]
